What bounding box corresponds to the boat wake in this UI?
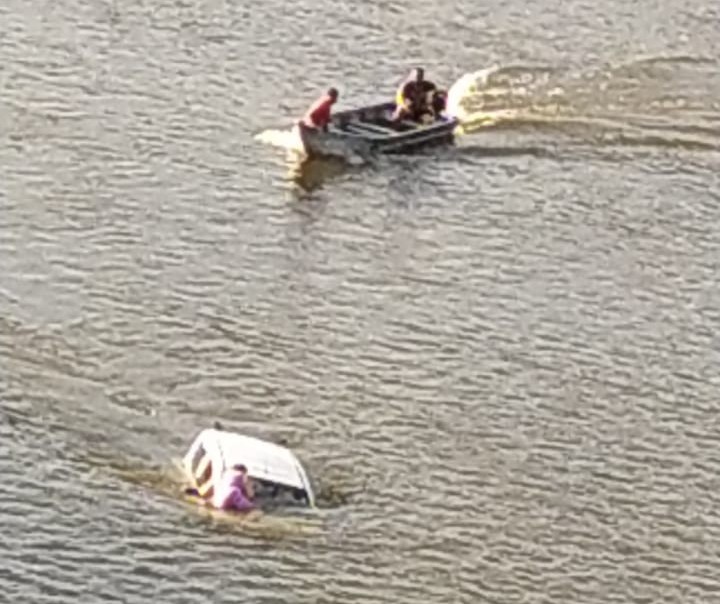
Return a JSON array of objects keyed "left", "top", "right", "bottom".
[
  {"left": 445, "top": 57, "right": 720, "bottom": 152},
  {"left": 445, "top": 66, "right": 502, "bottom": 123}
]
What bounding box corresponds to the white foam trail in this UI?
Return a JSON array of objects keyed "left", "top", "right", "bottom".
[
  {"left": 446, "top": 66, "right": 499, "bottom": 121},
  {"left": 455, "top": 108, "right": 521, "bottom": 134}
]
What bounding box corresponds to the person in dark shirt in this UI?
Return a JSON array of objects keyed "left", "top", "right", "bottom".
[{"left": 393, "top": 68, "right": 438, "bottom": 122}]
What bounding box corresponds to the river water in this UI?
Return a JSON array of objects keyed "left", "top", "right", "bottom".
[{"left": 2, "top": 0, "right": 720, "bottom": 602}]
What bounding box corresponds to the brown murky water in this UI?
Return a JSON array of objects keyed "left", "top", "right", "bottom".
[{"left": 2, "top": 0, "right": 720, "bottom": 602}]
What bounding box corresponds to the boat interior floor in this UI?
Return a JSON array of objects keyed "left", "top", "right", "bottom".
[{"left": 339, "top": 116, "right": 441, "bottom": 136}]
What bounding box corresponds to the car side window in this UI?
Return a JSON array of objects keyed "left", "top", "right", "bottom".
[{"left": 191, "top": 445, "right": 214, "bottom": 498}]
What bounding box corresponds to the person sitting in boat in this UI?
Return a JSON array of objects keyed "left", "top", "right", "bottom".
[
  {"left": 299, "top": 87, "right": 339, "bottom": 132},
  {"left": 393, "top": 68, "right": 438, "bottom": 123},
  {"left": 211, "top": 464, "right": 255, "bottom": 512}
]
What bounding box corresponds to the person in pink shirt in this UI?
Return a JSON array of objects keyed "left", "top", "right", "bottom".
[{"left": 211, "top": 464, "right": 255, "bottom": 512}]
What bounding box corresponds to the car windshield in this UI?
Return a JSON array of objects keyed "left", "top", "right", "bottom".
[{"left": 251, "top": 478, "right": 309, "bottom": 507}]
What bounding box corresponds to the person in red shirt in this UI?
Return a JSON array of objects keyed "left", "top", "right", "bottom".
[{"left": 300, "top": 87, "right": 339, "bottom": 131}]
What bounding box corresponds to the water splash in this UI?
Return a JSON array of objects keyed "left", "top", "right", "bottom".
[
  {"left": 254, "top": 127, "right": 305, "bottom": 153},
  {"left": 445, "top": 65, "right": 501, "bottom": 121},
  {"left": 255, "top": 124, "right": 372, "bottom": 167}
]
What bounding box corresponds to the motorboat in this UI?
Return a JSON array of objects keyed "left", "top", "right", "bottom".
[{"left": 294, "top": 101, "right": 458, "bottom": 158}]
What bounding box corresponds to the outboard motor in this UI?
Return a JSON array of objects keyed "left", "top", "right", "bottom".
[{"left": 432, "top": 89, "right": 448, "bottom": 116}]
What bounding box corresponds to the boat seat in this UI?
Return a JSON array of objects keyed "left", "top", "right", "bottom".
[
  {"left": 348, "top": 120, "right": 398, "bottom": 135},
  {"left": 343, "top": 123, "right": 386, "bottom": 138},
  {"left": 400, "top": 120, "right": 422, "bottom": 130}
]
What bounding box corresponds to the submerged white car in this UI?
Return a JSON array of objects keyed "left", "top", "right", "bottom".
[{"left": 182, "top": 428, "right": 315, "bottom": 508}]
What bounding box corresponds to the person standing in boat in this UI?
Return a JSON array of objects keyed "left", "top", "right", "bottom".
[
  {"left": 299, "top": 87, "right": 339, "bottom": 132},
  {"left": 393, "top": 68, "right": 438, "bottom": 122},
  {"left": 211, "top": 464, "right": 256, "bottom": 512}
]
